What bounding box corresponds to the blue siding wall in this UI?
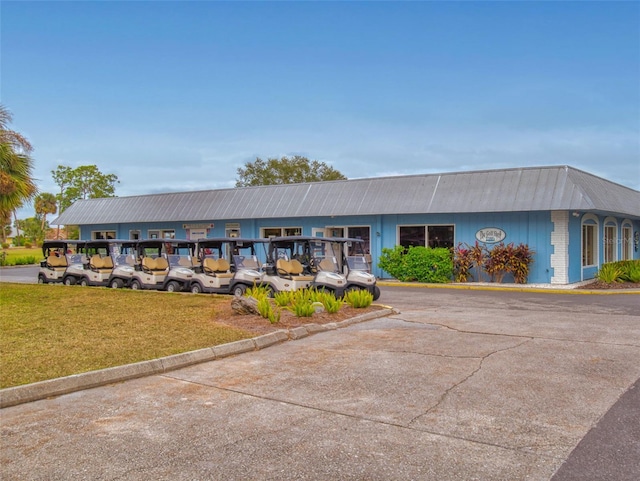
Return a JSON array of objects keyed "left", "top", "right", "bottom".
[{"left": 78, "top": 211, "right": 639, "bottom": 285}]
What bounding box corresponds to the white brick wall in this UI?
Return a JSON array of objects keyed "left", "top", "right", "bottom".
[{"left": 550, "top": 211, "right": 569, "bottom": 284}]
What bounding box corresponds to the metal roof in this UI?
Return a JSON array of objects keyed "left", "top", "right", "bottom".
[{"left": 53, "top": 166, "right": 640, "bottom": 225}]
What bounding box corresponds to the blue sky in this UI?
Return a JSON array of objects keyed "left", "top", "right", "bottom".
[{"left": 2, "top": 1, "right": 639, "bottom": 218}]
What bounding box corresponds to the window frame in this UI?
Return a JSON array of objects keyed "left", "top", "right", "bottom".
[
  {"left": 603, "top": 218, "right": 618, "bottom": 264},
  {"left": 621, "top": 221, "right": 633, "bottom": 261},
  {"left": 260, "top": 227, "right": 302, "bottom": 238},
  {"left": 581, "top": 215, "right": 599, "bottom": 267},
  {"left": 398, "top": 224, "right": 455, "bottom": 250}
]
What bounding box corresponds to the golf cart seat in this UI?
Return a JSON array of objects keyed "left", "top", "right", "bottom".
[
  {"left": 47, "top": 255, "right": 68, "bottom": 270},
  {"left": 277, "top": 259, "right": 314, "bottom": 281},
  {"left": 142, "top": 257, "right": 168, "bottom": 273},
  {"left": 203, "top": 258, "right": 233, "bottom": 278},
  {"left": 90, "top": 255, "right": 113, "bottom": 272}
]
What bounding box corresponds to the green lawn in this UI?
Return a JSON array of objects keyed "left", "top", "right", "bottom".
[
  {"left": 0, "top": 284, "right": 253, "bottom": 388},
  {"left": 1, "top": 246, "right": 41, "bottom": 266}
]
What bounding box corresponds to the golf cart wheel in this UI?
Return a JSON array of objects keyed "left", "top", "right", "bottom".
[
  {"left": 166, "top": 281, "right": 181, "bottom": 292},
  {"left": 38, "top": 274, "right": 47, "bottom": 284},
  {"left": 190, "top": 282, "right": 202, "bottom": 294},
  {"left": 372, "top": 286, "right": 381, "bottom": 301},
  {"left": 80, "top": 278, "right": 89, "bottom": 287},
  {"left": 110, "top": 278, "right": 124, "bottom": 289},
  {"left": 63, "top": 276, "right": 76, "bottom": 286},
  {"left": 232, "top": 284, "right": 247, "bottom": 297},
  {"left": 130, "top": 280, "right": 141, "bottom": 290}
]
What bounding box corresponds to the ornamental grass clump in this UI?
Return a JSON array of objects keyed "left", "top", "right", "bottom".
[
  {"left": 255, "top": 296, "right": 281, "bottom": 324},
  {"left": 316, "top": 290, "right": 342, "bottom": 313},
  {"left": 343, "top": 289, "right": 373, "bottom": 308},
  {"left": 287, "top": 300, "right": 316, "bottom": 317},
  {"left": 274, "top": 290, "right": 294, "bottom": 307},
  {"left": 619, "top": 260, "right": 640, "bottom": 283}
]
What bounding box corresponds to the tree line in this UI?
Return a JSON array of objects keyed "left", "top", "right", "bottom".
[{"left": 0, "top": 103, "right": 346, "bottom": 246}]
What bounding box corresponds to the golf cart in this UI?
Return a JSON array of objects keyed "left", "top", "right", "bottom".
[
  {"left": 262, "top": 236, "right": 347, "bottom": 296},
  {"left": 106, "top": 240, "right": 138, "bottom": 288},
  {"left": 62, "top": 240, "right": 137, "bottom": 288},
  {"left": 228, "top": 238, "right": 268, "bottom": 296},
  {"left": 129, "top": 239, "right": 194, "bottom": 292},
  {"left": 329, "top": 237, "right": 380, "bottom": 300},
  {"left": 38, "top": 240, "right": 86, "bottom": 284},
  {"left": 189, "top": 238, "right": 265, "bottom": 295}
]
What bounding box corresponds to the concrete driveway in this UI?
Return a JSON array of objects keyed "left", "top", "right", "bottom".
[{"left": 1, "top": 285, "right": 639, "bottom": 480}]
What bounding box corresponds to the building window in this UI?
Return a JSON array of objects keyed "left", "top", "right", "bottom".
[
  {"left": 326, "top": 226, "right": 371, "bottom": 255},
  {"left": 399, "top": 225, "right": 454, "bottom": 250},
  {"left": 427, "top": 225, "right": 454, "bottom": 248},
  {"left": 622, "top": 223, "right": 633, "bottom": 261},
  {"left": 261, "top": 227, "right": 302, "bottom": 238},
  {"left": 148, "top": 229, "right": 175, "bottom": 239},
  {"left": 92, "top": 231, "right": 116, "bottom": 240},
  {"left": 582, "top": 223, "right": 597, "bottom": 267},
  {"left": 129, "top": 230, "right": 140, "bottom": 240},
  {"left": 604, "top": 223, "right": 617, "bottom": 263},
  {"left": 399, "top": 226, "right": 425, "bottom": 249}
]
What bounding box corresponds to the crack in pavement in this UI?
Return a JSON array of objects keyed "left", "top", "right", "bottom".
[
  {"left": 407, "top": 338, "right": 532, "bottom": 426},
  {"left": 389, "top": 315, "right": 640, "bottom": 348},
  {"left": 160, "top": 374, "right": 561, "bottom": 461}
]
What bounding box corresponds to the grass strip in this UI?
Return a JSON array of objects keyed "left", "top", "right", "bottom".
[{"left": 0, "top": 284, "right": 253, "bottom": 388}]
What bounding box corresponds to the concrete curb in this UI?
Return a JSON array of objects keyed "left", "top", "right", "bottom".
[
  {"left": 377, "top": 280, "right": 640, "bottom": 295},
  {"left": 0, "top": 307, "right": 397, "bottom": 409}
]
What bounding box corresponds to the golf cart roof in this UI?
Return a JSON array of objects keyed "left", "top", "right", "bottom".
[
  {"left": 42, "top": 239, "right": 86, "bottom": 250},
  {"left": 269, "top": 236, "right": 339, "bottom": 244},
  {"left": 326, "top": 237, "right": 365, "bottom": 244},
  {"left": 196, "top": 237, "right": 268, "bottom": 246}
]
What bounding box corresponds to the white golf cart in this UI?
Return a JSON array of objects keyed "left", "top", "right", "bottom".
[
  {"left": 129, "top": 239, "right": 194, "bottom": 292},
  {"left": 62, "top": 240, "right": 137, "bottom": 288},
  {"left": 38, "top": 240, "right": 86, "bottom": 284},
  {"left": 261, "top": 236, "right": 347, "bottom": 296},
  {"left": 189, "top": 238, "right": 265, "bottom": 295},
  {"left": 329, "top": 237, "right": 380, "bottom": 300}
]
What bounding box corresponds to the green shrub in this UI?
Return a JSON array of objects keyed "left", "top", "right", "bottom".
[
  {"left": 13, "top": 256, "right": 37, "bottom": 266},
  {"left": 601, "top": 260, "right": 640, "bottom": 283},
  {"left": 1, "top": 243, "right": 9, "bottom": 249},
  {"left": 0, "top": 251, "right": 7, "bottom": 267},
  {"left": 378, "top": 246, "right": 453, "bottom": 283},
  {"left": 619, "top": 260, "right": 640, "bottom": 283},
  {"left": 343, "top": 289, "right": 373, "bottom": 308},
  {"left": 596, "top": 263, "right": 624, "bottom": 283}
]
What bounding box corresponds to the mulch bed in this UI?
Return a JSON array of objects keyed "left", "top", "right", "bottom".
[
  {"left": 581, "top": 281, "right": 640, "bottom": 290},
  {"left": 212, "top": 302, "right": 386, "bottom": 336}
]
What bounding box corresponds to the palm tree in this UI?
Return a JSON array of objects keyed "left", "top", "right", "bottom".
[
  {"left": 0, "top": 105, "right": 33, "bottom": 153},
  {"left": 34, "top": 192, "right": 57, "bottom": 232},
  {"left": 0, "top": 105, "right": 37, "bottom": 235}
]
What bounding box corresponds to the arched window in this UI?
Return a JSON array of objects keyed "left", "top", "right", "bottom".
[
  {"left": 581, "top": 214, "right": 598, "bottom": 267},
  {"left": 621, "top": 220, "right": 633, "bottom": 261},
  {"left": 603, "top": 217, "right": 618, "bottom": 263}
]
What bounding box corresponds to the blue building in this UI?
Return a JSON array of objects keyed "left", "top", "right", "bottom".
[{"left": 53, "top": 165, "right": 640, "bottom": 285}]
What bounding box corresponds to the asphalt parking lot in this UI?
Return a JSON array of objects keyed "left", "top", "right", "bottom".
[{"left": 1, "top": 274, "right": 639, "bottom": 480}]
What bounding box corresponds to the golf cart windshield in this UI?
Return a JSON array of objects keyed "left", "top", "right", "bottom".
[
  {"left": 233, "top": 254, "right": 261, "bottom": 270},
  {"left": 309, "top": 239, "right": 340, "bottom": 272},
  {"left": 346, "top": 255, "right": 371, "bottom": 272}
]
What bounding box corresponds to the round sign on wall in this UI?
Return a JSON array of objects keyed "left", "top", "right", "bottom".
[{"left": 475, "top": 227, "right": 506, "bottom": 244}]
